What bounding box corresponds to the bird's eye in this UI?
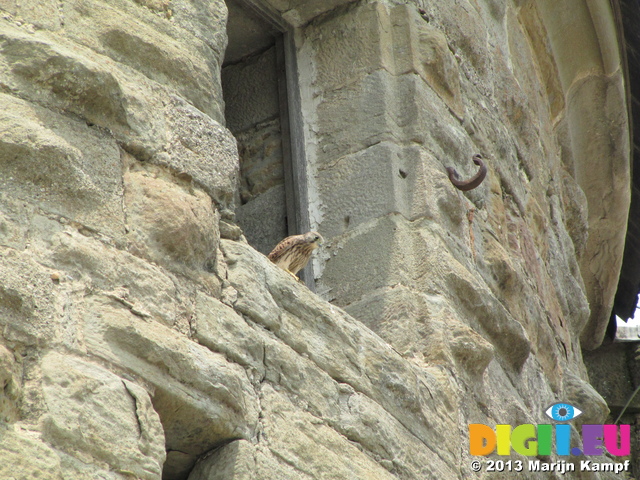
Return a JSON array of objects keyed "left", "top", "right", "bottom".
[{"left": 545, "top": 403, "right": 582, "bottom": 422}]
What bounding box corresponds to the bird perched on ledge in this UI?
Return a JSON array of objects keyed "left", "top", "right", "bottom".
[{"left": 268, "top": 231, "right": 323, "bottom": 280}]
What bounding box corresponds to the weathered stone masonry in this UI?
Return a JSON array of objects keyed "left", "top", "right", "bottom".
[{"left": 0, "top": 0, "right": 633, "bottom": 479}]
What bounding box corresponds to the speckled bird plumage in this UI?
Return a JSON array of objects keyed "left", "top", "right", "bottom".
[{"left": 268, "top": 231, "right": 323, "bottom": 278}]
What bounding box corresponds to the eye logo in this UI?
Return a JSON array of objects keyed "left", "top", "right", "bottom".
[{"left": 545, "top": 403, "right": 582, "bottom": 422}]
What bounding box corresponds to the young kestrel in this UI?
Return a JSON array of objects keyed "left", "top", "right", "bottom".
[{"left": 268, "top": 231, "right": 323, "bottom": 280}]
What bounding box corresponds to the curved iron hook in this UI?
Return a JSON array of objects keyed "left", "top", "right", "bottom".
[{"left": 446, "top": 154, "right": 487, "bottom": 191}]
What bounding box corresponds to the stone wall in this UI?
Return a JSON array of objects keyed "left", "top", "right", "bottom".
[
  {"left": 0, "top": 1, "right": 632, "bottom": 480},
  {"left": 301, "top": 0, "right": 627, "bottom": 429}
]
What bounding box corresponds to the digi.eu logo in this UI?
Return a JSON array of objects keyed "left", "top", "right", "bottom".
[{"left": 469, "top": 402, "right": 630, "bottom": 457}]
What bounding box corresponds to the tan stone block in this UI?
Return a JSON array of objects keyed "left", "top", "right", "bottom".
[
  {"left": 516, "top": 2, "right": 564, "bottom": 120},
  {"left": 220, "top": 238, "right": 282, "bottom": 331},
  {"left": 259, "top": 385, "right": 397, "bottom": 480},
  {"left": 162, "top": 96, "right": 239, "bottom": 206},
  {"left": 10, "top": 0, "right": 61, "bottom": 30},
  {"left": 188, "top": 440, "right": 256, "bottom": 480},
  {"left": 390, "top": 4, "right": 464, "bottom": 118},
  {"left": 62, "top": 0, "right": 225, "bottom": 121},
  {"left": 563, "top": 373, "right": 609, "bottom": 427},
  {"left": 417, "top": 1, "right": 490, "bottom": 78},
  {"left": 318, "top": 142, "right": 454, "bottom": 239},
  {"left": 194, "top": 292, "right": 266, "bottom": 380},
  {"left": 0, "top": 23, "right": 165, "bottom": 159},
  {"left": 319, "top": 214, "right": 420, "bottom": 306},
  {"left": 40, "top": 352, "right": 165, "bottom": 479},
  {"left": 82, "top": 295, "right": 260, "bottom": 472},
  {"left": 346, "top": 285, "right": 494, "bottom": 377},
  {"left": 0, "top": 427, "right": 64, "bottom": 480},
  {"left": 45, "top": 228, "right": 179, "bottom": 327},
  {"left": 263, "top": 0, "right": 358, "bottom": 27},
  {"left": 167, "top": 0, "right": 227, "bottom": 54},
  {"left": 323, "top": 215, "right": 530, "bottom": 368},
  {"left": 0, "top": 248, "right": 59, "bottom": 346},
  {"left": 313, "top": 69, "right": 474, "bottom": 167},
  {"left": 0, "top": 343, "right": 21, "bottom": 423},
  {"left": 304, "top": 2, "right": 394, "bottom": 91},
  {"left": 567, "top": 73, "right": 629, "bottom": 348},
  {"left": 124, "top": 167, "right": 219, "bottom": 271},
  {"left": 0, "top": 94, "right": 125, "bottom": 238}
]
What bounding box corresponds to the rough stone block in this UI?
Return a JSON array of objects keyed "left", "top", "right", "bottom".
[
  {"left": 194, "top": 292, "right": 266, "bottom": 381},
  {"left": 220, "top": 238, "right": 282, "bottom": 330},
  {"left": 390, "top": 4, "right": 464, "bottom": 118},
  {"left": 0, "top": 94, "right": 125, "bottom": 238},
  {"left": 222, "top": 239, "right": 460, "bottom": 464},
  {"left": 442, "top": 260, "right": 531, "bottom": 369},
  {"left": 62, "top": 0, "right": 225, "bottom": 121},
  {"left": 188, "top": 440, "right": 256, "bottom": 480},
  {"left": 0, "top": 427, "right": 64, "bottom": 480},
  {"left": 124, "top": 166, "right": 219, "bottom": 271},
  {"left": 263, "top": 0, "right": 358, "bottom": 27},
  {"left": 346, "top": 285, "right": 494, "bottom": 377},
  {"left": 330, "top": 388, "right": 457, "bottom": 479},
  {"left": 265, "top": 266, "right": 458, "bottom": 458},
  {"left": 45, "top": 228, "right": 178, "bottom": 327},
  {"left": 168, "top": 0, "right": 227, "bottom": 55},
  {"left": 2, "top": 13, "right": 237, "bottom": 206},
  {"left": 302, "top": 2, "right": 394, "bottom": 91},
  {"left": 568, "top": 73, "right": 630, "bottom": 348},
  {"left": 261, "top": 333, "right": 342, "bottom": 421},
  {"left": 319, "top": 214, "right": 417, "bottom": 306},
  {"left": 0, "top": 247, "right": 59, "bottom": 346},
  {"left": 0, "top": 22, "right": 165, "bottom": 160},
  {"left": 563, "top": 373, "right": 609, "bottom": 427},
  {"left": 313, "top": 69, "right": 473, "bottom": 168},
  {"left": 162, "top": 96, "right": 239, "bottom": 206},
  {"left": 82, "top": 297, "right": 260, "bottom": 459},
  {"left": 321, "top": 214, "right": 530, "bottom": 369},
  {"left": 0, "top": 343, "right": 21, "bottom": 423},
  {"left": 3, "top": 0, "right": 62, "bottom": 30},
  {"left": 40, "top": 352, "right": 165, "bottom": 479},
  {"left": 259, "top": 385, "right": 397, "bottom": 480},
  {"left": 0, "top": 193, "right": 40, "bottom": 251},
  {"left": 418, "top": 0, "right": 490, "bottom": 78},
  {"left": 318, "top": 142, "right": 454, "bottom": 239}
]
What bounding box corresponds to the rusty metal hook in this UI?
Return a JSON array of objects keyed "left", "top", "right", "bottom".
[{"left": 446, "top": 154, "right": 487, "bottom": 191}]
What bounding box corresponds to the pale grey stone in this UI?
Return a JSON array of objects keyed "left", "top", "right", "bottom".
[
  {"left": 222, "top": 46, "right": 280, "bottom": 133},
  {"left": 62, "top": 0, "right": 225, "bottom": 121},
  {"left": 194, "top": 292, "right": 266, "bottom": 381}
]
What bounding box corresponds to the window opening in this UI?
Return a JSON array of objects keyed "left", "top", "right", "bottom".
[{"left": 223, "top": 0, "right": 314, "bottom": 287}]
